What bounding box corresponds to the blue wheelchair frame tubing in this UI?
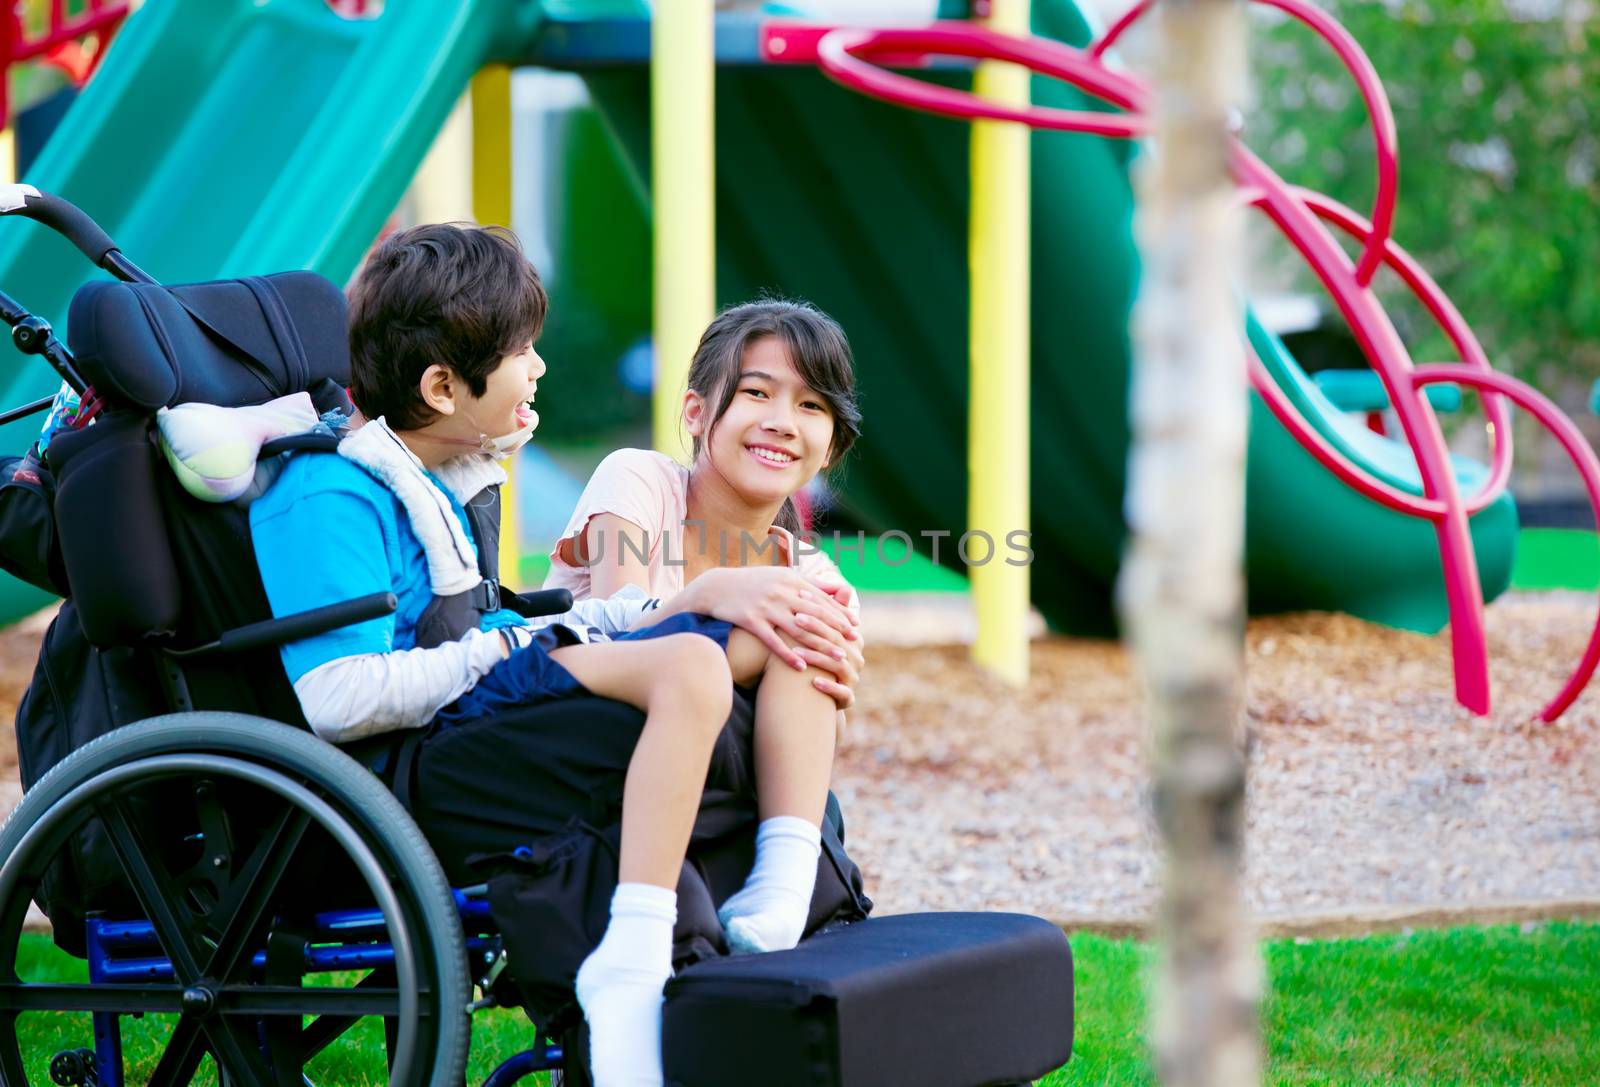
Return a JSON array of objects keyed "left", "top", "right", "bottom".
[{"left": 79, "top": 886, "right": 564, "bottom": 1086}]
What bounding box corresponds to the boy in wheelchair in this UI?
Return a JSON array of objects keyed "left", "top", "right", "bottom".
[
  {"left": 0, "top": 189, "right": 1070, "bottom": 1087},
  {"left": 246, "top": 222, "right": 867, "bottom": 1086}
]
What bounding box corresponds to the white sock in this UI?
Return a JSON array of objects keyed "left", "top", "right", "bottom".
[
  {"left": 575, "top": 882, "right": 677, "bottom": 1087},
  {"left": 717, "top": 816, "right": 821, "bottom": 954}
]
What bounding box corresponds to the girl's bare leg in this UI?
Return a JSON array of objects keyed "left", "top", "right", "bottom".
[
  {"left": 724, "top": 628, "right": 837, "bottom": 825},
  {"left": 718, "top": 628, "right": 838, "bottom": 954}
]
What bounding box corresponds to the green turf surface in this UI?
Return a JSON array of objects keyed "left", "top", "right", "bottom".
[
  {"left": 1512, "top": 528, "right": 1600, "bottom": 592},
  {"left": 16, "top": 922, "right": 1599, "bottom": 1084},
  {"left": 520, "top": 527, "right": 1599, "bottom": 598},
  {"left": 518, "top": 533, "right": 971, "bottom": 595}
]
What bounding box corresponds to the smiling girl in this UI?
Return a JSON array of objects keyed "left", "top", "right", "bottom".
[{"left": 547, "top": 299, "right": 864, "bottom": 958}]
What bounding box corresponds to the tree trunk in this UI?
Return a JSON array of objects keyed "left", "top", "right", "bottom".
[{"left": 1117, "top": 1, "right": 1260, "bottom": 1085}]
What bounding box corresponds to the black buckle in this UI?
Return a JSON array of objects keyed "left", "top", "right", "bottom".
[{"left": 478, "top": 578, "right": 501, "bottom": 613}]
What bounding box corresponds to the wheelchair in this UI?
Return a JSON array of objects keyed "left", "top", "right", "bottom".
[
  {"left": 0, "top": 189, "right": 1074, "bottom": 1087},
  {"left": 0, "top": 186, "right": 585, "bottom": 1086}
]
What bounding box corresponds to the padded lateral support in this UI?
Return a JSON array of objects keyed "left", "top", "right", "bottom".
[
  {"left": 50, "top": 412, "right": 181, "bottom": 645},
  {"left": 662, "top": 912, "right": 1074, "bottom": 1087}
]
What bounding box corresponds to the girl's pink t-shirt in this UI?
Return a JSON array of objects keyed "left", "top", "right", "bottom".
[{"left": 545, "top": 447, "right": 857, "bottom": 608}]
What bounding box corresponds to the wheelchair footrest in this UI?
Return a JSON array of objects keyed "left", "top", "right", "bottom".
[{"left": 661, "top": 911, "right": 1075, "bottom": 1087}]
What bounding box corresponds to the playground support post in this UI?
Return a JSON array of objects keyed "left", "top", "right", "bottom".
[
  {"left": 968, "top": 0, "right": 1031, "bottom": 686},
  {"left": 651, "top": 0, "right": 715, "bottom": 462},
  {"left": 1117, "top": 1, "right": 1260, "bottom": 1085},
  {"left": 471, "top": 65, "right": 521, "bottom": 584}
]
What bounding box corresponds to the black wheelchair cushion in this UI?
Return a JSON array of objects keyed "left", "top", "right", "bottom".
[
  {"left": 67, "top": 271, "right": 348, "bottom": 410},
  {"left": 661, "top": 912, "right": 1074, "bottom": 1087}
]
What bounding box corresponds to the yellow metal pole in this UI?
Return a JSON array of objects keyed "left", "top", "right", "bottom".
[
  {"left": 651, "top": 0, "right": 715, "bottom": 462},
  {"left": 968, "top": 0, "right": 1031, "bottom": 685},
  {"left": 414, "top": 93, "right": 472, "bottom": 225},
  {"left": 471, "top": 66, "right": 524, "bottom": 586}
]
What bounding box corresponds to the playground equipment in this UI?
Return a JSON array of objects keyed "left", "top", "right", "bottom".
[
  {"left": 0, "top": 0, "right": 1588, "bottom": 719},
  {"left": 0, "top": 1, "right": 129, "bottom": 129},
  {"left": 788, "top": 1, "right": 1599, "bottom": 720}
]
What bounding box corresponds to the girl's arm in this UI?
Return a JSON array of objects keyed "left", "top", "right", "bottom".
[
  {"left": 578, "top": 492, "right": 862, "bottom": 685},
  {"left": 584, "top": 512, "right": 655, "bottom": 600}
]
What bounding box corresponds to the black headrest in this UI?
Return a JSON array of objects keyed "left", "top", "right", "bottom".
[{"left": 66, "top": 271, "right": 348, "bottom": 410}]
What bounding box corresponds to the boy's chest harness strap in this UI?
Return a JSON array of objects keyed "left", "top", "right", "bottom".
[
  {"left": 337, "top": 418, "right": 508, "bottom": 649},
  {"left": 414, "top": 485, "right": 505, "bottom": 649}
]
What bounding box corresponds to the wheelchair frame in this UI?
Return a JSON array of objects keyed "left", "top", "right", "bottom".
[{"left": 0, "top": 188, "right": 574, "bottom": 1087}]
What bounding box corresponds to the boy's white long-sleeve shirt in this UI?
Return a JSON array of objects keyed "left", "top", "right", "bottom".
[{"left": 292, "top": 589, "right": 656, "bottom": 743}]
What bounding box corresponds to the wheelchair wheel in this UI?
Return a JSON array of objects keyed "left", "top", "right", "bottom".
[{"left": 0, "top": 713, "right": 470, "bottom": 1087}]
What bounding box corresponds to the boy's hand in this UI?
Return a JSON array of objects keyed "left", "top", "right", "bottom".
[{"left": 687, "top": 566, "right": 859, "bottom": 669}]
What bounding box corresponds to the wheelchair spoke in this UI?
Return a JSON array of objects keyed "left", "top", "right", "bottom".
[
  {"left": 217, "top": 985, "right": 405, "bottom": 1017},
  {"left": 201, "top": 1016, "right": 277, "bottom": 1087},
  {"left": 205, "top": 806, "right": 313, "bottom": 982},
  {"left": 148, "top": 1018, "right": 207, "bottom": 1087},
  {"left": 0, "top": 981, "right": 179, "bottom": 1013},
  {"left": 300, "top": 966, "right": 397, "bottom": 1062},
  {"left": 96, "top": 795, "right": 207, "bottom": 983}
]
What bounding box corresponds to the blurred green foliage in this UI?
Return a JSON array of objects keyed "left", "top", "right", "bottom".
[{"left": 1249, "top": 0, "right": 1600, "bottom": 385}]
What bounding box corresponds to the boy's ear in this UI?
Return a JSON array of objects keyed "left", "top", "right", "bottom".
[
  {"left": 682, "top": 390, "right": 707, "bottom": 438},
  {"left": 418, "top": 363, "right": 457, "bottom": 416}
]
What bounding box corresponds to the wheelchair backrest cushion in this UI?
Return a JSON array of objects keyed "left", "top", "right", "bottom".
[
  {"left": 49, "top": 269, "right": 350, "bottom": 649},
  {"left": 49, "top": 411, "right": 182, "bottom": 644},
  {"left": 67, "top": 271, "right": 348, "bottom": 411}
]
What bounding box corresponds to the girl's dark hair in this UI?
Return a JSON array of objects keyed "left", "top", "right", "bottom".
[
  {"left": 347, "top": 222, "right": 547, "bottom": 430},
  {"left": 686, "top": 298, "right": 861, "bottom": 535}
]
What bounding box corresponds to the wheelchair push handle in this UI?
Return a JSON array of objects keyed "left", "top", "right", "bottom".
[
  {"left": 0, "top": 184, "right": 154, "bottom": 283},
  {"left": 505, "top": 587, "right": 575, "bottom": 620},
  {"left": 217, "top": 591, "right": 399, "bottom": 655},
  {"left": 167, "top": 591, "right": 399, "bottom": 660}
]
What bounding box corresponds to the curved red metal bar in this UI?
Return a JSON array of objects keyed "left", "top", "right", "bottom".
[
  {"left": 808, "top": 11, "right": 1597, "bottom": 720},
  {"left": 1290, "top": 188, "right": 1516, "bottom": 513},
  {"left": 1245, "top": 348, "right": 1447, "bottom": 516},
  {"left": 816, "top": 24, "right": 1146, "bottom": 135},
  {"left": 1235, "top": 143, "right": 1492, "bottom": 715},
  {"left": 1090, "top": 0, "right": 1398, "bottom": 287},
  {"left": 1412, "top": 365, "right": 1600, "bottom": 721},
  {"left": 1089, "top": 0, "right": 1150, "bottom": 60}
]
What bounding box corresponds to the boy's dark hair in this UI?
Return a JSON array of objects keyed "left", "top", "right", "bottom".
[{"left": 347, "top": 222, "right": 547, "bottom": 429}]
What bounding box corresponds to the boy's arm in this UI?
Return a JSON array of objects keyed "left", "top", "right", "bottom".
[
  {"left": 292, "top": 631, "right": 506, "bottom": 742},
  {"left": 253, "top": 480, "right": 508, "bottom": 741}
]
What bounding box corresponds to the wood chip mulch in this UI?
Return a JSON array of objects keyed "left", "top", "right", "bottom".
[
  {"left": 3, "top": 593, "right": 1597, "bottom": 933},
  {"left": 836, "top": 592, "right": 1600, "bottom": 928}
]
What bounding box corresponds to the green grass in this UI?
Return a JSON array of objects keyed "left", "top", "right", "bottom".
[
  {"left": 1046, "top": 923, "right": 1600, "bottom": 1086},
  {"left": 519, "top": 533, "right": 971, "bottom": 595},
  {"left": 1512, "top": 528, "right": 1600, "bottom": 592},
  {"left": 17, "top": 922, "right": 1600, "bottom": 1084}
]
